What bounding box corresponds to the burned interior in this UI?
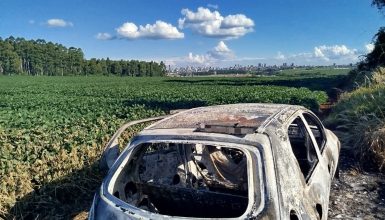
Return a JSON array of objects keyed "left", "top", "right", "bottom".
[
  {"left": 288, "top": 116, "right": 319, "bottom": 181},
  {"left": 92, "top": 104, "right": 340, "bottom": 220},
  {"left": 110, "top": 142, "right": 249, "bottom": 218}
]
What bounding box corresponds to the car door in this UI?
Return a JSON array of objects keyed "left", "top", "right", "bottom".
[
  {"left": 271, "top": 111, "right": 330, "bottom": 219},
  {"left": 302, "top": 111, "right": 339, "bottom": 178},
  {"left": 284, "top": 113, "right": 331, "bottom": 220}
]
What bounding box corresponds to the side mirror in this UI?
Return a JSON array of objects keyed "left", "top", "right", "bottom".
[{"left": 99, "top": 115, "right": 168, "bottom": 171}]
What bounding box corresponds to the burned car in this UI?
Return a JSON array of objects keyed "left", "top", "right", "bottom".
[{"left": 89, "top": 103, "right": 340, "bottom": 220}]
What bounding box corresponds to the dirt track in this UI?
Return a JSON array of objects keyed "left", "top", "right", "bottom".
[{"left": 328, "top": 149, "right": 385, "bottom": 220}]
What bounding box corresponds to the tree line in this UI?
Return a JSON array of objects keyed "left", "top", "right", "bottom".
[
  {"left": 358, "top": 27, "right": 385, "bottom": 70},
  {"left": 0, "top": 36, "right": 166, "bottom": 76},
  {"left": 358, "top": 0, "right": 385, "bottom": 71},
  {"left": 344, "top": 0, "right": 385, "bottom": 89}
]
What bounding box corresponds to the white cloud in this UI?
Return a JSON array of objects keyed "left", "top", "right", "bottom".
[
  {"left": 314, "top": 47, "right": 324, "bottom": 58},
  {"left": 169, "top": 41, "right": 235, "bottom": 66},
  {"left": 46, "top": 18, "right": 73, "bottom": 27},
  {"left": 187, "top": 52, "right": 212, "bottom": 64},
  {"left": 221, "top": 14, "right": 254, "bottom": 28},
  {"left": 272, "top": 44, "right": 359, "bottom": 65},
  {"left": 169, "top": 43, "right": 361, "bottom": 67},
  {"left": 180, "top": 7, "right": 221, "bottom": 24},
  {"left": 313, "top": 45, "right": 358, "bottom": 61},
  {"left": 275, "top": 51, "right": 286, "bottom": 60},
  {"left": 117, "top": 22, "right": 139, "bottom": 39},
  {"left": 116, "top": 20, "right": 184, "bottom": 40},
  {"left": 232, "top": 57, "right": 266, "bottom": 61},
  {"left": 96, "top": 32, "right": 113, "bottom": 40},
  {"left": 207, "top": 4, "right": 219, "bottom": 9},
  {"left": 214, "top": 41, "right": 231, "bottom": 52},
  {"left": 365, "top": 43, "right": 375, "bottom": 53},
  {"left": 208, "top": 41, "right": 234, "bottom": 59},
  {"left": 178, "top": 7, "right": 254, "bottom": 39},
  {"left": 169, "top": 41, "right": 267, "bottom": 67}
]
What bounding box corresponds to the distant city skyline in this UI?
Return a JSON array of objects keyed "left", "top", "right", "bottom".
[
  {"left": 168, "top": 62, "right": 354, "bottom": 75},
  {"left": 1, "top": 0, "right": 383, "bottom": 67}
]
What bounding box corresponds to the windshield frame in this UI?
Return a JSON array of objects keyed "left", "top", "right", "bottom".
[{"left": 101, "top": 133, "right": 267, "bottom": 219}]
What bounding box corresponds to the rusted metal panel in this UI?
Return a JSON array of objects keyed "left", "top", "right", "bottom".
[
  {"left": 91, "top": 103, "right": 340, "bottom": 220},
  {"left": 147, "top": 103, "right": 291, "bottom": 130},
  {"left": 99, "top": 115, "right": 169, "bottom": 171}
]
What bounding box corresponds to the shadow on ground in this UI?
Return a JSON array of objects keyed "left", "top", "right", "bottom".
[
  {"left": 165, "top": 75, "right": 347, "bottom": 96},
  {"left": 7, "top": 162, "right": 104, "bottom": 220},
  {"left": 123, "top": 96, "right": 323, "bottom": 116}
]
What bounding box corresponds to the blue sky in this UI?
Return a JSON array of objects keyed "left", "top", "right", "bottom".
[{"left": 0, "top": 0, "right": 383, "bottom": 67}]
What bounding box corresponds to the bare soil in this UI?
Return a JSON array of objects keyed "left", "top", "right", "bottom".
[{"left": 328, "top": 149, "right": 385, "bottom": 220}]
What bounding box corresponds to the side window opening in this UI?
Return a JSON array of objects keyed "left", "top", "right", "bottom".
[
  {"left": 303, "top": 113, "right": 326, "bottom": 152},
  {"left": 288, "top": 116, "right": 319, "bottom": 181}
]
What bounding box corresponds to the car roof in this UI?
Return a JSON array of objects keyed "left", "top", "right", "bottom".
[{"left": 146, "top": 103, "right": 303, "bottom": 134}]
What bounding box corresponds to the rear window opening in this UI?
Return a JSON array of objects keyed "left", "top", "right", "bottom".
[{"left": 110, "top": 142, "right": 250, "bottom": 218}]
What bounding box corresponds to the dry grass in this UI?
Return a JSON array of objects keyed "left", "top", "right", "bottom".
[
  {"left": 1, "top": 142, "right": 105, "bottom": 219},
  {"left": 326, "top": 76, "right": 385, "bottom": 172},
  {"left": 366, "top": 126, "right": 385, "bottom": 171},
  {"left": 372, "top": 67, "right": 385, "bottom": 85}
]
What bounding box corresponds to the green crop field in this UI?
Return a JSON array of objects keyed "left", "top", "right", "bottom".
[{"left": 0, "top": 75, "right": 338, "bottom": 218}]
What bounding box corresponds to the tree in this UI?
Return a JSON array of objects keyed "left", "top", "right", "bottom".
[
  {"left": 86, "top": 58, "right": 102, "bottom": 75},
  {"left": 358, "top": 1, "right": 385, "bottom": 70},
  {"left": 121, "top": 60, "right": 129, "bottom": 76},
  {"left": 0, "top": 40, "right": 22, "bottom": 75},
  {"left": 0, "top": 36, "right": 166, "bottom": 77},
  {"left": 106, "top": 57, "right": 112, "bottom": 75},
  {"left": 373, "top": 0, "right": 385, "bottom": 10},
  {"left": 347, "top": 0, "right": 385, "bottom": 85},
  {"left": 360, "top": 27, "right": 385, "bottom": 69},
  {"left": 160, "top": 61, "right": 167, "bottom": 76},
  {"left": 99, "top": 59, "right": 108, "bottom": 75},
  {"left": 111, "top": 62, "right": 122, "bottom": 75}
]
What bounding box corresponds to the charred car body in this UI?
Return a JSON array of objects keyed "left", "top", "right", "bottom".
[{"left": 89, "top": 103, "right": 340, "bottom": 220}]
